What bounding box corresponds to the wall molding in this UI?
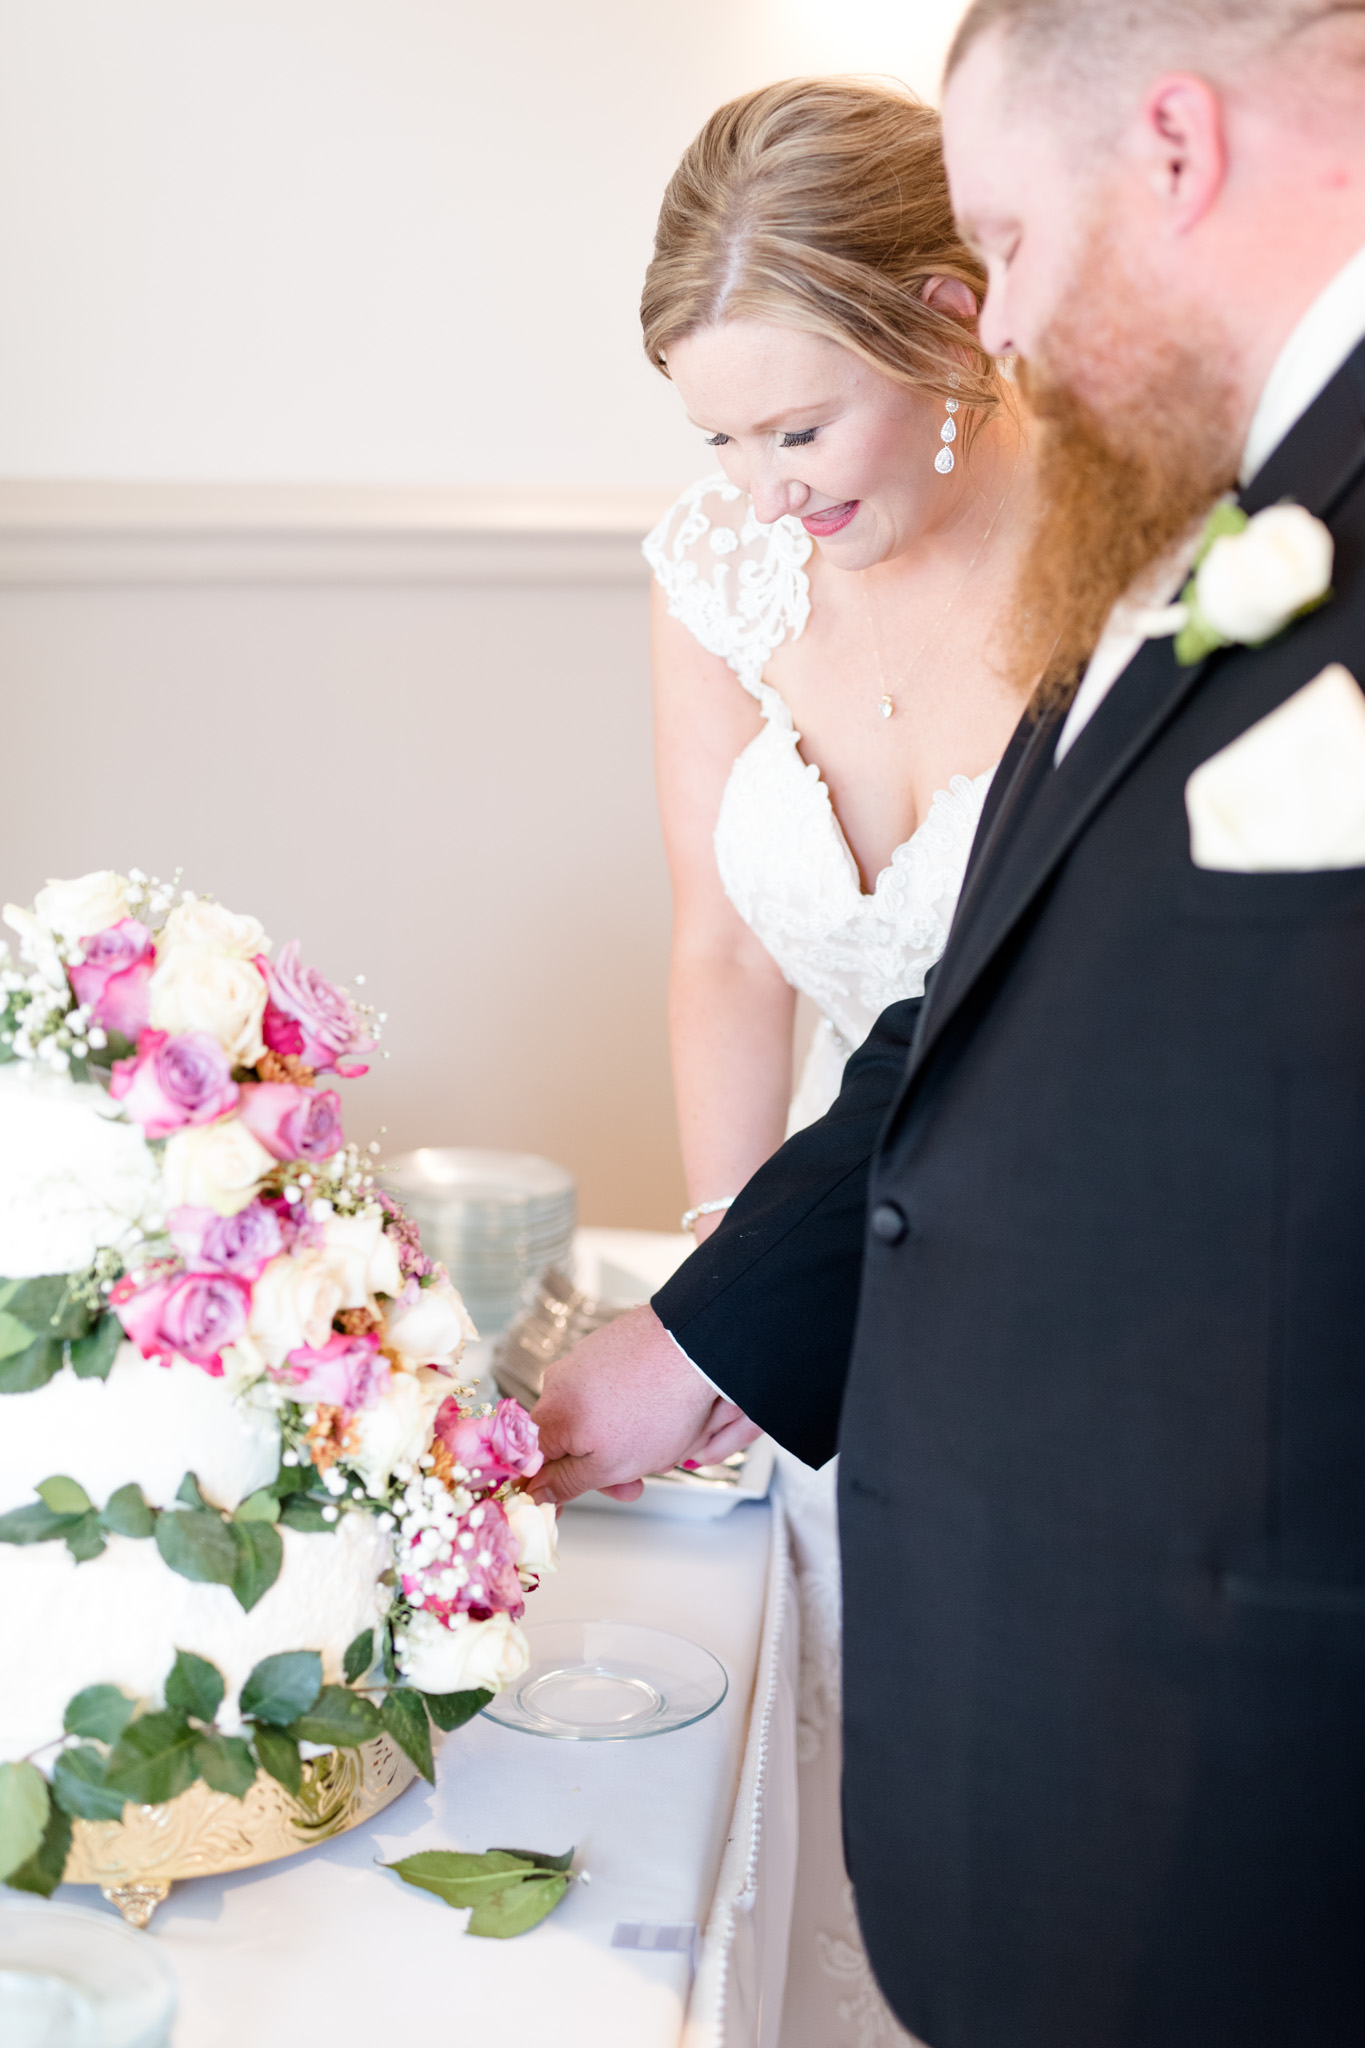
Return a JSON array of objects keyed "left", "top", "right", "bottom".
[{"left": 0, "top": 480, "right": 676, "bottom": 586}]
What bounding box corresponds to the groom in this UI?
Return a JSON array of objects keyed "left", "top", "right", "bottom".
[{"left": 533, "top": 4, "right": 1365, "bottom": 2042}]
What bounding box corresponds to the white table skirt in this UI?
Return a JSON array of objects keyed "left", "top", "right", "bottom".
[{"left": 56, "top": 1493, "right": 797, "bottom": 2047}]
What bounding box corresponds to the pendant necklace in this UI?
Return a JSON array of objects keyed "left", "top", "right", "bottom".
[{"left": 861, "top": 444, "right": 1021, "bottom": 722}]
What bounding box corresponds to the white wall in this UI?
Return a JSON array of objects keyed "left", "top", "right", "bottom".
[{"left": 0, "top": 0, "right": 966, "bottom": 489}]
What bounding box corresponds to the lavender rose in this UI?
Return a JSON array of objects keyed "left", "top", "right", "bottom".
[
  {"left": 237, "top": 1081, "right": 344, "bottom": 1163},
  {"left": 170, "top": 1199, "right": 283, "bottom": 1278},
  {"left": 109, "top": 1029, "right": 240, "bottom": 1141},
  {"left": 260, "top": 940, "right": 373, "bottom": 1076}
]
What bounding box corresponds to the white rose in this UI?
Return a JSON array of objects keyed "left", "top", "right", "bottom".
[
  {"left": 159, "top": 898, "right": 270, "bottom": 959},
  {"left": 1, "top": 905, "right": 68, "bottom": 992},
  {"left": 383, "top": 1278, "right": 476, "bottom": 1369},
  {"left": 396, "top": 1610, "right": 530, "bottom": 1697},
  {"left": 322, "top": 1206, "right": 403, "bottom": 1310},
  {"left": 32, "top": 870, "right": 132, "bottom": 942},
  {"left": 248, "top": 1247, "right": 347, "bottom": 1367},
  {"left": 1196, "top": 504, "right": 1334, "bottom": 647},
  {"left": 148, "top": 946, "right": 268, "bottom": 1066},
  {"left": 504, "top": 1491, "right": 559, "bottom": 1587},
  {"left": 348, "top": 1366, "right": 448, "bottom": 1490},
  {"left": 163, "top": 1117, "right": 274, "bottom": 1218}
]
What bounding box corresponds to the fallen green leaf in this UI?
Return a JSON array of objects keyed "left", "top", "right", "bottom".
[
  {"left": 165, "top": 1649, "right": 225, "bottom": 1724},
  {"left": 64, "top": 1684, "right": 136, "bottom": 1744},
  {"left": 241, "top": 1650, "right": 322, "bottom": 1727},
  {"left": 384, "top": 1849, "right": 536, "bottom": 1907},
  {"left": 489, "top": 1845, "right": 575, "bottom": 1873},
  {"left": 0, "top": 1761, "right": 50, "bottom": 1882},
  {"left": 51, "top": 1745, "right": 127, "bottom": 1824},
  {"left": 380, "top": 1687, "right": 434, "bottom": 1783},
  {"left": 468, "top": 1872, "right": 569, "bottom": 1939}
]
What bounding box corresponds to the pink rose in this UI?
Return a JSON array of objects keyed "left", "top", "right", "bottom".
[
  {"left": 433, "top": 1395, "right": 543, "bottom": 1486},
  {"left": 237, "top": 1082, "right": 344, "bottom": 1163},
  {"left": 109, "top": 1029, "right": 239, "bottom": 1141},
  {"left": 68, "top": 920, "right": 155, "bottom": 1041},
  {"left": 112, "top": 1269, "right": 251, "bottom": 1375},
  {"left": 260, "top": 941, "right": 373, "bottom": 1077},
  {"left": 169, "top": 1200, "right": 283, "bottom": 1279},
  {"left": 401, "top": 1496, "right": 525, "bottom": 1623},
  {"left": 277, "top": 1331, "right": 389, "bottom": 1410}
]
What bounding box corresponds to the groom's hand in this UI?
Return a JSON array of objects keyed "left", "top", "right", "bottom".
[{"left": 529, "top": 1304, "right": 739, "bottom": 1505}]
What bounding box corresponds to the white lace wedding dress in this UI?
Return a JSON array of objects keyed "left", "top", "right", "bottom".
[{"left": 645, "top": 475, "right": 994, "bottom": 2048}]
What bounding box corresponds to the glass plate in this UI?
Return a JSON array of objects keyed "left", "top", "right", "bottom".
[{"left": 482, "top": 1620, "right": 728, "bottom": 1740}]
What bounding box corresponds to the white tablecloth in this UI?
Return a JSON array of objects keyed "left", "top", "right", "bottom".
[{"left": 56, "top": 1497, "right": 797, "bottom": 2047}]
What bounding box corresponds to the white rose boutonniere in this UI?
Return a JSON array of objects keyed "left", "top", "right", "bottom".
[{"left": 1171, "top": 500, "right": 1334, "bottom": 666}]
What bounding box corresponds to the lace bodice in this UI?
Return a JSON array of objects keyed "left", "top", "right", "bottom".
[{"left": 644, "top": 474, "right": 994, "bottom": 1127}]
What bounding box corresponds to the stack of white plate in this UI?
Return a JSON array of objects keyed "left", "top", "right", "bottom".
[{"left": 382, "top": 1147, "right": 576, "bottom": 1339}]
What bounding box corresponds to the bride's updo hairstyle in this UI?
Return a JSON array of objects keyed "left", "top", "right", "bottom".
[{"left": 641, "top": 78, "right": 1004, "bottom": 435}]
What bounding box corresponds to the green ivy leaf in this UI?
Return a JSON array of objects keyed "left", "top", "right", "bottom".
[
  {"left": 0, "top": 1335, "right": 65, "bottom": 1394},
  {"left": 51, "top": 1744, "right": 127, "bottom": 1823},
  {"left": 194, "top": 1734, "right": 256, "bottom": 1800},
  {"left": 277, "top": 1495, "right": 336, "bottom": 1534},
  {"left": 4, "top": 1791, "right": 73, "bottom": 1899},
  {"left": 69, "top": 1313, "right": 124, "bottom": 1380},
  {"left": 380, "top": 1687, "right": 434, "bottom": 1783},
  {"left": 229, "top": 1518, "right": 283, "bottom": 1613},
  {"left": 176, "top": 1472, "right": 208, "bottom": 1510},
  {"left": 101, "top": 1483, "right": 155, "bottom": 1540},
  {"left": 342, "top": 1630, "right": 374, "bottom": 1685},
  {"left": 154, "top": 1507, "right": 238, "bottom": 1586},
  {"left": 287, "top": 1685, "right": 381, "bottom": 1748},
  {"left": 423, "top": 1687, "right": 493, "bottom": 1733},
  {"left": 164, "top": 1649, "right": 225, "bottom": 1724},
  {"left": 488, "top": 1845, "right": 575, "bottom": 1873},
  {"left": 0, "top": 1499, "right": 84, "bottom": 1546},
  {"left": 240, "top": 1650, "right": 322, "bottom": 1727},
  {"left": 36, "top": 1475, "right": 92, "bottom": 1515},
  {"left": 0, "top": 1761, "right": 50, "bottom": 1882},
  {"left": 383, "top": 1848, "right": 537, "bottom": 1907},
  {"left": 64, "top": 1684, "right": 136, "bottom": 1744},
  {"left": 251, "top": 1725, "right": 303, "bottom": 1797},
  {"left": 62, "top": 1511, "right": 107, "bottom": 1563},
  {"left": 104, "top": 1711, "right": 199, "bottom": 1806},
  {"left": 467, "top": 1872, "right": 569, "bottom": 1939},
  {"left": 234, "top": 1488, "right": 281, "bottom": 1524}
]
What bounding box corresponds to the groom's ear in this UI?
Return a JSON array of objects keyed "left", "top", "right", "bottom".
[{"left": 1134, "top": 73, "right": 1228, "bottom": 237}]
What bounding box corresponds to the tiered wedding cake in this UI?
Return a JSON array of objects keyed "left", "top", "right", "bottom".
[{"left": 0, "top": 871, "right": 555, "bottom": 1897}]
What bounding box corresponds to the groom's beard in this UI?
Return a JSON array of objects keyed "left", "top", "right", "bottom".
[{"left": 1005, "top": 268, "right": 1242, "bottom": 714}]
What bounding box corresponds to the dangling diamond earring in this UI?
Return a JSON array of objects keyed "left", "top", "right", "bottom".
[{"left": 935, "top": 397, "right": 959, "bottom": 475}]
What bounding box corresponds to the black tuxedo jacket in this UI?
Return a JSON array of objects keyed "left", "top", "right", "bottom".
[{"left": 654, "top": 339, "right": 1365, "bottom": 2048}]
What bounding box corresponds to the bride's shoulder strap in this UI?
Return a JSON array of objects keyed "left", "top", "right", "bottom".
[{"left": 642, "top": 472, "right": 813, "bottom": 698}]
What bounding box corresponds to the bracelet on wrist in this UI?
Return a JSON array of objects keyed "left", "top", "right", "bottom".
[{"left": 681, "top": 1196, "right": 736, "bottom": 1235}]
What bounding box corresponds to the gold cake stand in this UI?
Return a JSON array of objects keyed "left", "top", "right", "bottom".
[{"left": 63, "top": 1734, "right": 418, "bottom": 1928}]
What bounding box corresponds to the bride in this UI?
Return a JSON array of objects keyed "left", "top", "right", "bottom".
[{"left": 640, "top": 79, "right": 1032, "bottom": 2046}]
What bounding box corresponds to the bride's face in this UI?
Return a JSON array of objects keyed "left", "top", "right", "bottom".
[{"left": 665, "top": 319, "right": 959, "bottom": 569}]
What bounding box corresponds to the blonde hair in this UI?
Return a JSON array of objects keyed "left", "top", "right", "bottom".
[{"left": 641, "top": 78, "right": 1003, "bottom": 426}]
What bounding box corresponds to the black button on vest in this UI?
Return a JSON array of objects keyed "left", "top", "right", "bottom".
[{"left": 870, "top": 1201, "right": 908, "bottom": 1245}]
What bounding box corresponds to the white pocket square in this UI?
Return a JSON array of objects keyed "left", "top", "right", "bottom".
[{"left": 1186, "top": 664, "right": 1365, "bottom": 871}]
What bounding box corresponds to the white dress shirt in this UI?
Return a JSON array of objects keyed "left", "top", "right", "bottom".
[{"left": 1055, "top": 239, "right": 1365, "bottom": 763}]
